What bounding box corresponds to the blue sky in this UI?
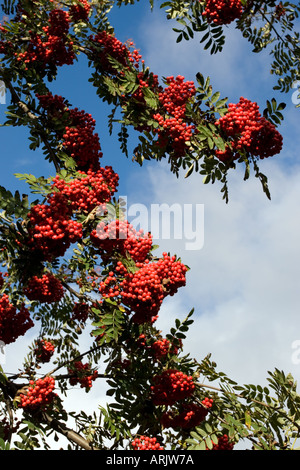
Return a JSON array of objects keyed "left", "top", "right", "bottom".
[{"left": 1, "top": 2, "right": 300, "bottom": 448}]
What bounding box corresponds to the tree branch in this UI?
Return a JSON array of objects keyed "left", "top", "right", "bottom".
[{"left": 41, "top": 412, "right": 97, "bottom": 450}]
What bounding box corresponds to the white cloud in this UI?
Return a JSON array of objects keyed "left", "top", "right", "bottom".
[{"left": 125, "top": 158, "right": 300, "bottom": 389}]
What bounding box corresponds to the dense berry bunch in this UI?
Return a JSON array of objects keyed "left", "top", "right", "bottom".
[
  {"left": 37, "top": 92, "right": 69, "bottom": 117},
  {"left": 37, "top": 93, "right": 104, "bottom": 171},
  {"left": 159, "top": 75, "right": 196, "bottom": 119},
  {"left": 68, "top": 361, "right": 98, "bottom": 389},
  {"left": 0, "top": 25, "right": 7, "bottom": 52},
  {"left": 249, "top": 116, "right": 283, "bottom": 159},
  {"left": 131, "top": 435, "right": 164, "bottom": 450},
  {"left": 72, "top": 302, "right": 90, "bottom": 323},
  {"left": 151, "top": 369, "right": 195, "bottom": 406},
  {"left": 24, "top": 273, "right": 64, "bottom": 303},
  {"left": 91, "top": 219, "right": 152, "bottom": 263},
  {"left": 119, "top": 253, "right": 187, "bottom": 323},
  {"left": 47, "top": 9, "right": 70, "bottom": 35},
  {"left": 216, "top": 97, "right": 283, "bottom": 161},
  {"left": 26, "top": 192, "right": 82, "bottom": 261},
  {"left": 51, "top": 168, "right": 119, "bottom": 214},
  {"left": 153, "top": 76, "right": 196, "bottom": 157},
  {"left": 161, "top": 399, "right": 213, "bottom": 429},
  {"left": 91, "top": 31, "right": 134, "bottom": 74},
  {"left": 19, "top": 376, "right": 56, "bottom": 411},
  {"left": 62, "top": 108, "right": 103, "bottom": 170},
  {"left": 154, "top": 115, "right": 195, "bottom": 157},
  {"left": 16, "top": 9, "right": 75, "bottom": 68},
  {"left": 155, "top": 253, "right": 188, "bottom": 297},
  {"left": 0, "top": 294, "right": 34, "bottom": 344},
  {"left": 151, "top": 338, "right": 180, "bottom": 360},
  {"left": 202, "top": 0, "right": 243, "bottom": 25},
  {"left": 34, "top": 339, "right": 55, "bottom": 363},
  {"left": 210, "top": 434, "right": 234, "bottom": 450},
  {"left": 69, "top": 0, "right": 91, "bottom": 22}
]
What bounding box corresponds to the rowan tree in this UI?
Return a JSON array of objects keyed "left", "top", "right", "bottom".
[{"left": 0, "top": 0, "right": 299, "bottom": 451}]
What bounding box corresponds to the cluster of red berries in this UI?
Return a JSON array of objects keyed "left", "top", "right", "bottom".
[
  {"left": 154, "top": 115, "right": 195, "bottom": 157},
  {"left": 159, "top": 76, "right": 196, "bottom": 118},
  {"left": 91, "top": 219, "right": 152, "bottom": 263},
  {"left": 69, "top": 0, "right": 91, "bottom": 22},
  {"left": 131, "top": 435, "right": 164, "bottom": 450},
  {"left": 16, "top": 9, "right": 75, "bottom": 68},
  {"left": 0, "top": 294, "right": 34, "bottom": 345},
  {"left": 275, "top": 2, "right": 287, "bottom": 19},
  {"left": 68, "top": 361, "right": 98, "bottom": 389},
  {"left": 19, "top": 376, "right": 56, "bottom": 411},
  {"left": 153, "top": 76, "right": 196, "bottom": 157},
  {"left": 34, "top": 339, "right": 55, "bottom": 363},
  {"left": 151, "top": 338, "right": 180, "bottom": 360},
  {"left": 210, "top": 434, "right": 234, "bottom": 450},
  {"left": 161, "top": 398, "right": 213, "bottom": 429},
  {"left": 72, "top": 302, "right": 90, "bottom": 323},
  {"left": 202, "top": 0, "right": 244, "bottom": 25},
  {"left": 51, "top": 168, "right": 119, "bottom": 214},
  {"left": 0, "top": 27, "right": 11, "bottom": 55},
  {"left": 37, "top": 92, "right": 104, "bottom": 171},
  {"left": 119, "top": 253, "right": 187, "bottom": 324},
  {"left": 98, "top": 271, "right": 120, "bottom": 300},
  {"left": 26, "top": 192, "right": 83, "bottom": 261},
  {"left": 151, "top": 369, "right": 195, "bottom": 406},
  {"left": 24, "top": 273, "right": 64, "bottom": 304},
  {"left": 37, "top": 92, "right": 69, "bottom": 117},
  {"left": 62, "top": 107, "right": 103, "bottom": 171},
  {"left": 90, "top": 32, "right": 139, "bottom": 74},
  {"left": 215, "top": 97, "right": 283, "bottom": 161}
]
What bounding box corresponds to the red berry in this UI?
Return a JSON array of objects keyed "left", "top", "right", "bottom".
[
  {"left": 215, "top": 97, "right": 283, "bottom": 160},
  {"left": 202, "top": 0, "right": 243, "bottom": 25},
  {"left": 131, "top": 435, "right": 164, "bottom": 450},
  {"left": 0, "top": 294, "right": 33, "bottom": 345},
  {"left": 34, "top": 339, "right": 55, "bottom": 363},
  {"left": 19, "top": 376, "right": 56, "bottom": 411},
  {"left": 24, "top": 273, "right": 64, "bottom": 303},
  {"left": 151, "top": 369, "right": 195, "bottom": 406}
]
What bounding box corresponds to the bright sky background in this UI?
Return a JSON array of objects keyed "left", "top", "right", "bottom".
[{"left": 1, "top": 1, "right": 300, "bottom": 449}]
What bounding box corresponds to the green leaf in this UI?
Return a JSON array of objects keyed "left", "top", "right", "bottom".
[{"left": 210, "top": 91, "right": 221, "bottom": 103}]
